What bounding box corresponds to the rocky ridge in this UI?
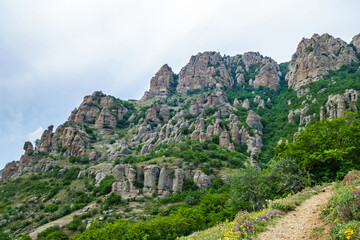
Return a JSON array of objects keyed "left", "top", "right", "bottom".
[
  {"left": 1, "top": 32, "right": 360, "bottom": 186},
  {"left": 286, "top": 33, "right": 359, "bottom": 90}
]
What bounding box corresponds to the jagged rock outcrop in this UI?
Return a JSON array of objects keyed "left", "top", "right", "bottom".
[
  {"left": 351, "top": 33, "right": 360, "bottom": 53},
  {"left": 246, "top": 110, "right": 263, "bottom": 131},
  {"left": 111, "top": 165, "right": 212, "bottom": 198},
  {"left": 23, "top": 141, "right": 34, "bottom": 154},
  {"left": 112, "top": 164, "right": 138, "bottom": 198},
  {"left": 158, "top": 168, "right": 173, "bottom": 196},
  {"left": 322, "top": 89, "right": 358, "bottom": 120},
  {"left": 193, "top": 170, "right": 212, "bottom": 189},
  {"left": 286, "top": 33, "right": 359, "bottom": 90},
  {"left": 140, "top": 64, "right": 176, "bottom": 101},
  {"left": 242, "top": 99, "right": 250, "bottom": 109},
  {"left": 172, "top": 168, "right": 186, "bottom": 193},
  {"left": 37, "top": 125, "right": 53, "bottom": 152},
  {"left": 68, "top": 91, "right": 128, "bottom": 128},
  {"left": 0, "top": 161, "right": 19, "bottom": 182},
  {"left": 143, "top": 165, "right": 160, "bottom": 195},
  {"left": 176, "top": 52, "right": 233, "bottom": 94},
  {"left": 252, "top": 62, "right": 280, "bottom": 90}
]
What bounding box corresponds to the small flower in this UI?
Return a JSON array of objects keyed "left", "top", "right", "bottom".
[{"left": 334, "top": 219, "right": 338, "bottom": 223}]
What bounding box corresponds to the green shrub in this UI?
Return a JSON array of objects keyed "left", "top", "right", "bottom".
[
  {"left": 44, "top": 203, "right": 59, "bottom": 213},
  {"left": 104, "top": 193, "right": 123, "bottom": 206},
  {"left": 92, "top": 175, "right": 115, "bottom": 196},
  {"left": 66, "top": 216, "right": 83, "bottom": 231}
]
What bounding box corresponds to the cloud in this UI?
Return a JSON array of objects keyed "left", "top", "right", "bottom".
[{"left": 27, "top": 127, "right": 44, "bottom": 145}]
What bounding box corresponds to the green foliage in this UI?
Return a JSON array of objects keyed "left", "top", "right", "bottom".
[
  {"left": 182, "top": 178, "right": 199, "bottom": 191},
  {"left": 104, "top": 193, "right": 123, "bottom": 206},
  {"left": 51, "top": 205, "right": 71, "bottom": 220},
  {"left": 230, "top": 166, "right": 270, "bottom": 211},
  {"left": 322, "top": 170, "right": 360, "bottom": 239},
  {"left": 275, "top": 113, "right": 360, "bottom": 183},
  {"left": 0, "top": 232, "right": 10, "bottom": 240},
  {"left": 44, "top": 203, "right": 59, "bottom": 213},
  {"left": 266, "top": 158, "right": 309, "bottom": 196},
  {"left": 17, "top": 235, "right": 32, "bottom": 240},
  {"left": 69, "top": 156, "right": 89, "bottom": 164},
  {"left": 37, "top": 225, "right": 62, "bottom": 239},
  {"left": 63, "top": 167, "right": 81, "bottom": 181},
  {"left": 67, "top": 216, "right": 84, "bottom": 231},
  {"left": 92, "top": 175, "right": 115, "bottom": 196}
]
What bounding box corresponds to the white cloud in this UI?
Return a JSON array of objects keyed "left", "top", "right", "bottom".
[{"left": 27, "top": 127, "right": 44, "bottom": 145}]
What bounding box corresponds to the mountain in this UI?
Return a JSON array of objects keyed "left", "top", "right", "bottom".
[{"left": 0, "top": 33, "right": 359, "bottom": 239}]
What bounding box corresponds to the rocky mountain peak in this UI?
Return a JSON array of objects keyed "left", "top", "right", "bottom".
[
  {"left": 351, "top": 33, "right": 360, "bottom": 53},
  {"left": 176, "top": 51, "right": 234, "bottom": 94},
  {"left": 286, "top": 33, "right": 359, "bottom": 90},
  {"left": 140, "top": 64, "right": 175, "bottom": 101}
]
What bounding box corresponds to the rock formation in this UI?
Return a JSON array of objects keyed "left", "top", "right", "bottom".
[
  {"left": 140, "top": 64, "right": 176, "bottom": 101},
  {"left": 351, "top": 33, "right": 360, "bottom": 53},
  {"left": 111, "top": 165, "right": 212, "bottom": 198},
  {"left": 322, "top": 89, "right": 358, "bottom": 120},
  {"left": 176, "top": 52, "right": 233, "bottom": 94},
  {"left": 286, "top": 33, "right": 358, "bottom": 90},
  {"left": 246, "top": 110, "right": 263, "bottom": 131}
]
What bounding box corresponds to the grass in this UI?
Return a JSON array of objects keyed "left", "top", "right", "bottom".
[{"left": 321, "top": 170, "right": 360, "bottom": 240}]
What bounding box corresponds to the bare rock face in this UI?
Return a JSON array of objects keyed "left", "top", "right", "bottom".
[
  {"left": 68, "top": 91, "right": 128, "bottom": 128},
  {"left": 146, "top": 102, "right": 161, "bottom": 122},
  {"left": 219, "top": 131, "right": 230, "bottom": 147},
  {"left": 286, "top": 33, "right": 358, "bottom": 90},
  {"left": 242, "top": 99, "right": 250, "bottom": 109},
  {"left": 23, "top": 141, "right": 34, "bottom": 154},
  {"left": 172, "top": 168, "right": 186, "bottom": 193},
  {"left": 0, "top": 161, "right": 19, "bottom": 182},
  {"left": 143, "top": 165, "right": 160, "bottom": 195},
  {"left": 95, "top": 109, "right": 117, "bottom": 129},
  {"left": 112, "top": 164, "right": 138, "bottom": 198},
  {"left": 193, "top": 170, "right": 212, "bottom": 189},
  {"left": 176, "top": 52, "right": 233, "bottom": 94},
  {"left": 252, "top": 62, "right": 280, "bottom": 90},
  {"left": 351, "top": 33, "right": 360, "bottom": 53},
  {"left": 158, "top": 168, "right": 173, "bottom": 196},
  {"left": 140, "top": 64, "right": 175, "bottom": 101},
  {"left": 241, "top": 52, "right": 262, "bottom": 70},
  {"left": 37, "top": 125, "right": 54, "bottom": 153},
  {"left": 323, "top": 89, "right": 358, "bottom": 120},
  {"left": 246, "top": 110, "right": 263, "bottom": 131}
]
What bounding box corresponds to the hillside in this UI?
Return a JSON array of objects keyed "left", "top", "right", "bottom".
[{"left": 0, "top": 33, "right": 360, "bottom": 239}]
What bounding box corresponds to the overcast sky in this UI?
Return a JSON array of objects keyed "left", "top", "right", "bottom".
[{"left": 0, "top": 0, "right": 359, "bottom": 169}]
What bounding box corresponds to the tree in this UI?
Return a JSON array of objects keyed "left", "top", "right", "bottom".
[
  {"left": 275, "top": 112, "right": 360, "bottom": 182},
  {"left": 229, "top": 166, "right": 270, "bottom": 211}
]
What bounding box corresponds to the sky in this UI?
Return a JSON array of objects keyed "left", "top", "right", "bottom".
[{"left": 0, "top": 0, "right": 359, "bottom": 169}]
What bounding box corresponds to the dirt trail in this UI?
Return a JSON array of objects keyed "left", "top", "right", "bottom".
[
  {"left": 258, "top": 186, "right": 332, "bottom": 240},
  {"left": 29, "top": 203, "right": 97, "bottom": 240}
]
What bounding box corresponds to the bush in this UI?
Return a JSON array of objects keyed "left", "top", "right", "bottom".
[
  {"left": 104, "top": 193, "right": 123, "bottom": 206},
  {"left": 44, "top": 203, "right": 59, "bottom": 213},
  {"left": 92, "top": 175, "right": 115, "bottom": 196},
  {"left": 66, "top": 216, "right": 83, "bottom": 231},
  {"left": 63, "top": 167, "right": 81, "bottom": 181},
  {"left": 266, "top": 157, "right": 309, "bottom": 196},
  {"left": 230, "top": 166, "right": 270, "bottom": 211},
  {"left": 37, "top": 225, "right": 61, "bottom": 239}
]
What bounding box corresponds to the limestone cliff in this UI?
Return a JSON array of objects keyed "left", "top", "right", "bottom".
[
  {"left": 286, "top": 33, "right": 358, "bottom": 90},
  {"left": 176, "top": 52, "right": 233, "bottom": 94},
  {"left": 140, "top": 64, "right": 176, "bottom": 101}
]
